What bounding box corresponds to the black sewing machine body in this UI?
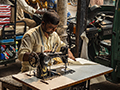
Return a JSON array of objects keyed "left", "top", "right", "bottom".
[{"left": 28, "top": 46, "right": 75, "bottom": 79}]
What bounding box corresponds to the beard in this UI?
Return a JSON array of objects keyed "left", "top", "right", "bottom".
[
  {"left": 42, "top": 26, "right": 52, "bottom": 36},
  {"left": 42, "top": 23, "right": 55, "bottom": 37}
]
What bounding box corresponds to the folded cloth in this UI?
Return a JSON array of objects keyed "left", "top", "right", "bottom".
[{"left": 68, "top": 58, "right": 97, "bottom": 65}]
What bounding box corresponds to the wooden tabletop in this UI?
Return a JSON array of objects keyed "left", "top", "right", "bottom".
[{"left": 12, "top": 62, "right": 113, "bottom": 90}]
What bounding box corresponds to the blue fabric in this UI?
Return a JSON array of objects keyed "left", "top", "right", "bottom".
[
  {"left": 9, "top": 46, "right": 13, "bottom": 51},
  {"left": 0, "top": 46, "right": 5, "bottom": 51},
  {"left": 0, "top": 53, "right": 5, "bottom": 60},
  {"left": 67, "top": 12, "right": 71, "bottom": 17}
]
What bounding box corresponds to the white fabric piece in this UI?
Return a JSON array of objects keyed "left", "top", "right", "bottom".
[{"left": 80, "top": 31, "right": 89, "bottom": 59}]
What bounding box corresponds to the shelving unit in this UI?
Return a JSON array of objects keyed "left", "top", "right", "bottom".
[
  {"left": 0, "top": 23, "right": 16, "bottom": 65},
  {"left": 0, "top": 0, "right": 17, "bottom": 65},
  {"left": 0, "top": 0, "right": 26, "bottom": 66}
]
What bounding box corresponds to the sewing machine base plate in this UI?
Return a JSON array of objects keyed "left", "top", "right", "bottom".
[{"left": 41, "top": 67, "right": 75, "bottom": 80}]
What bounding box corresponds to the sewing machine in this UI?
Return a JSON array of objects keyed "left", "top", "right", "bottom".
[{"left": 28, "top": 45, "right": 75, "bottom": 80}]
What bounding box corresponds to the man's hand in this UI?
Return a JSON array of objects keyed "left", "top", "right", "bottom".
[
  {"left": 23, "top": 52, "right": 30, "bottom": 61},
  {"left": 68, "top": 48, "right": 76, "bottom": 61},
  {"left": 44, "top": 50, "right": 52, "bottom": 53}
]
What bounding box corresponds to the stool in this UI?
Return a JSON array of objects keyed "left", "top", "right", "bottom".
[{"left": 0, "top": 75, "right": 22, "bottom": 90}]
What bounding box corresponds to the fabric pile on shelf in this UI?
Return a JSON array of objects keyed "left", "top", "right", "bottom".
[
  {"left": 0, "top": 45, "right": 16, "bottom": 60},
  {"left": 0, "top": 4, "right": 11, "bottom": 29}
]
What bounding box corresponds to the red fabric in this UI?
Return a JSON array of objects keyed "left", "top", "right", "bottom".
[{"left": 0, "top": 4, "right": 11, "bottom": 27}]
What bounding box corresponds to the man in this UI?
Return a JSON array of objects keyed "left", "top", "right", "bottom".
[
  {"left": 18, "top": 10, "right": 76, "bottom": 72},
  {"left": 8, "top": 0, "right": 46, "bottom": 28}
]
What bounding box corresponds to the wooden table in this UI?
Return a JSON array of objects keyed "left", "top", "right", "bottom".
[{"left": 12, "top": 62, "right": 113, "bottom": 90}]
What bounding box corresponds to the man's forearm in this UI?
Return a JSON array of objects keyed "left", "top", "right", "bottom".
[{"left": 68, "top": 48, "right": 76, "bottom": 61}]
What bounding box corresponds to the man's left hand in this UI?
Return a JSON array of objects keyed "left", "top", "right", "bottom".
[{"left": 68, "top": 48, "right": 76, "bottom": 61}]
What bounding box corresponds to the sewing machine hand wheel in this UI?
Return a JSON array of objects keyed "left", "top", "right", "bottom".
[{"left": 28, "top": 52, "right": 39, "bottom": 67}]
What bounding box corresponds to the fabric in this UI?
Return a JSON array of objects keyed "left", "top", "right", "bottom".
[
  {"left": 80, "top": 31, "right": 89, "bottom": 59},
  {"left": 18, "top": 25, "right": 66, "bottom": 72}
]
